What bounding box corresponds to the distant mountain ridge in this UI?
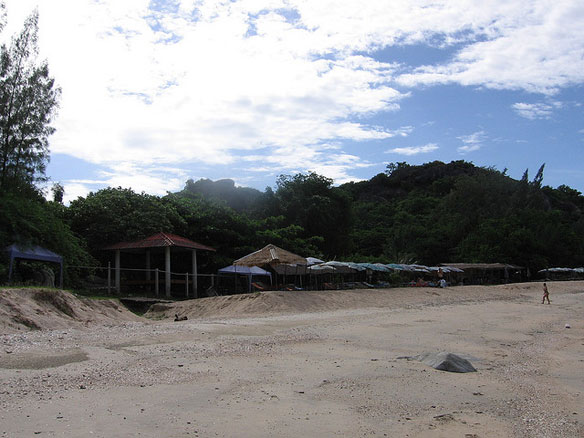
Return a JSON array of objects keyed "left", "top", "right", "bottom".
[{"left": 178, "top": 178, "right": 264, "bottom": 212}]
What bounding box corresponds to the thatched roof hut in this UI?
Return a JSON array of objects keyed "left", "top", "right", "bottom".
[{"left": 233, "top": 244, "right": 306, "bottom": 267}]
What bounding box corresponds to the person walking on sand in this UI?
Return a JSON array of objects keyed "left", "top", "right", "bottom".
[{"left": 542, "top": 282, "right": 550, "bottom": 304}]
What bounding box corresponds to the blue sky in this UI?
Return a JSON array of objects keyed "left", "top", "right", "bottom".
[{"left": 3, "top": 0, "right": 584, "bottom": 203}]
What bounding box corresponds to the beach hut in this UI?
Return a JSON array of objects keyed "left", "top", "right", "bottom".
[
  {"left": 233, "top": 244, "right": 306, "bottom": 288},
  {"left": 538, "top": 267, "right": 583, "bottom": 280},
  {"left": 439, "top": 263, "right": 525, "bottom": 284},
  {"left": 234, "top": 244, "right": 306, "bottom": 267}
]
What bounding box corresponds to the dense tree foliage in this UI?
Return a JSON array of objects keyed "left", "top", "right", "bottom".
[
  {"left": 0, "top": 7, "right": 89, "bottom": 285},
  {"left": 0, "top": 190, "right": 94, "bottom": 283},
  {"left": 271, "top": 172, "right": 352, "bottom": 257},
  {"left": 5, "top": 158, "right": 584, "bottom": 285},
  {"left": 341, "top": 161, "right": 584, "bottom": 271},
  {"left": 66, "top": 187, "right": 185, "bottom": 258},
  {"left": 62, "top": 185, "right": 323, "bottom": 270}
]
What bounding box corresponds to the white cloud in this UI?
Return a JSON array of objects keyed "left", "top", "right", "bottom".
[
  {"left": 385, "top": 143, "right": 439, "bottom": 156},
  {"left": 395, "top": 2, "right": 584, "bottom": 94},
  {"left": 240, "top": 142, "right": 375, "bottom": 184},
  {"left": 3, "top": 0, "right": 584, "bottom": 196},
  {"left": 310, "top": 153, "right": 373, "bottom": 185},
  {"left": 98, "top": 163, "right": 186, "bottom": 194},
  {"left": 512, "top": 101, "right": 562, "bottom": 120},
  {"left": 20, "top": 1, "right": 407, "bottom": 168},
  {"left": 60, "top": 182, "right": 102, "bottom": 205},
  {"left": 458, "top": 144, "right": 480, "bottom": 154},
  {"left": 457, "top": 131, "right": 486, "bottom": 154}
]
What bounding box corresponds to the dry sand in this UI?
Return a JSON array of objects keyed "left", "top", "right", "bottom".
[{"left": 0, "top": 282, "right": 582, "bottom": 437}]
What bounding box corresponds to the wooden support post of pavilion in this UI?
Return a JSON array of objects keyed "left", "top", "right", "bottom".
[
  {"left": 145, "top": 249, "right": 151, "bottom": 292},
  {"left": 192, "top": 249, "right": 198, "bottom": 298}
]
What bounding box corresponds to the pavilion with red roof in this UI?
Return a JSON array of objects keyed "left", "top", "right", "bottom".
[{"left": 104, "top": 232, "right": 215, "bottom": 297}]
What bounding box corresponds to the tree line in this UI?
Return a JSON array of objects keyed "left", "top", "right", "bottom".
[{"left": 3, "top": 160, "right": 584, "bottom": 284}]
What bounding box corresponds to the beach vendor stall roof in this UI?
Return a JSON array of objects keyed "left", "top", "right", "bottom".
[
  {"left": 103, "top": 232, "right": 215, "bottom": 252},
  {"left": 538, "top": 267, "right": 584, "bottom": 273},
  {"left": 439, "top": 263, "right": 523, "bottom": 270},
  {"left": 234, "top": 244, "right": 306, "bottom": 267},
  {"left": 218, "top": 265, "right": 272, "bottom": 277},
  {"left": 5, "top": 244, "right": 63, "bottom": 264}
]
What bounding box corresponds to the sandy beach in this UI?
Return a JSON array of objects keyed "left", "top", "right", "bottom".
[{"left": 0, "top": 281, "right": 582, "bottom": 437}]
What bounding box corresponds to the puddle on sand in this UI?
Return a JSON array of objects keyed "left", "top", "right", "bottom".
[{"left": 0, "top": 349, "right": 88, "bottom": 369}]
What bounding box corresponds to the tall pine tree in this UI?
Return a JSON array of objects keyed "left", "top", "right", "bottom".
[{"left": 0, "top": 8, "right": 60, "bottom": 194}]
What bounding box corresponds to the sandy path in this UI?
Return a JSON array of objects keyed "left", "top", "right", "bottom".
[{"left": 0, "top": 282, "right": 582, "bottom": 437}]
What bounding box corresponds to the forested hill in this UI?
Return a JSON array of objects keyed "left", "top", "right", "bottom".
[
  {"left": 168, "top": 160, "right": 584, "bottom": 272},
  {"left": 339, "top": 161, "right": 584, "bottom": 270},
  {"left": 178, "top": 178, "right": 264, "bottom": 213},
  {"left": 342, "top": 160, "right": 503, "bottom": 201},
  {"left": 2, "top": 160, "right": 584, "bottom": 286}
]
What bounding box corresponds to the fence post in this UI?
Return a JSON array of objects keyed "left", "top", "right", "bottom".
[
  {"left": 185, "top": 272, "right": 189, "bottom": 298},
  {"left": 155, "top": 268, "right": 159, "bottom": 297},
  {"left": 107, "top": 262, "right": 111, "bottom": 295}
]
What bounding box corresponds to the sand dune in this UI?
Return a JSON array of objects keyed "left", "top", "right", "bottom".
[{"left": 146, "top": 281, "right": 564, "bottom": 319}]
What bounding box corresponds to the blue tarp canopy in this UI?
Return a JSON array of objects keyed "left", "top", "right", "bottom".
[
  {"left": 4, "top": 244, "right": 63, "bottom": 288},
  {"left": 218, "top": 265, "right": 272, "bottom": 293},
  {"left": 218, "top": 265, "right": 271, "bottom": 276}
]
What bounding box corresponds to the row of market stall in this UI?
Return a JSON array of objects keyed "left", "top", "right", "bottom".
[
  {"left": 216, "top": 244, "right": 469, "bottom": 293},
  {"left": 3, "top": 237, "right": 531, "bottom": 296},
  {"left": 217, "top": 260, "right": 464, "bottom": 293},
  {"left": 221, "top": 260, "right": 464, "bottom": 276},
  {"left": 538, "top": 267, "right": 584, "bottom": 280},
  {"left": 216, "top": 244, "right": 534, "bottom": 294}
]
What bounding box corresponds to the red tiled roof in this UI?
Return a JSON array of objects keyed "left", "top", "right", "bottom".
[{"left": 104, "top": 232, "right": 216, "bottom": 252}]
